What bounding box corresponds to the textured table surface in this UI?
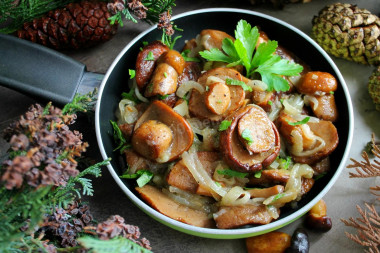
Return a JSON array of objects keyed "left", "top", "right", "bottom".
[{"left": 1, "top": 0, "right": 379, "bottom": 252}]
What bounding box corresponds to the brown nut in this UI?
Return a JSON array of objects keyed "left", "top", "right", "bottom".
[
  {"left": 200, "top": 29, "right": 234, "bottom": 50},
  {"left": 304, "top": 199, "right": 332, "bottom": 232},
  {"left": 310, "top": 94, "right": 338, "bottom": 122},
  {"left": 297, "top": 71, "right": 337, "bottom": 95},
  {"left": 157, "top": 49, "right": 185, "bottom": 75},
  {"left": 245, "top": 231, "right": 291, "bottom": 253},
  {"left": 132, "top": 120, "right": 173, "bottom": 160},
  {"left": 285, "top": 228, "right": 309, "bottom": 253},
  {"left": 204, "top": 82, "right": 231, "bottom": 115}
]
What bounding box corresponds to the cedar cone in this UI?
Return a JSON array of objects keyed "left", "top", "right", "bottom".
[{"left": 17, "top": 1, "right": 120, "bottom": 50}]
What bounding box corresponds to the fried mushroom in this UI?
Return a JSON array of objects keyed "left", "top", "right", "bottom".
[
  {"left": 132, "top": 101, "right": 193, "bottom": 163},
  {"left": 220, "top": 105, "right": 281, "bottom": 173}
]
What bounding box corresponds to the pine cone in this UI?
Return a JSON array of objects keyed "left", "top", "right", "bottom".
[
  {"left": 312, "top": 3, "right": 380, "bottom": 65},
  {"left": 369, "top": 66, "right": 380, "bottom": 111},
  {"left": 17, "top": 1, "right": 119, "bottom": 50}
]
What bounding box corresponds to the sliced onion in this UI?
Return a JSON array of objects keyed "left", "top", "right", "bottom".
[
  {"left": 134, "top": 86, "right": 149, "bottom": 103},
  {"left": 176, "top": 81, "right": 205, "bottom": 98},
  {"left": 182, "top": 151, "right": 227, "bottom": 197},
  {"left": 283, "top": 94, "right": 304, "bottom": 116},
  {"left": 304, "top": 95, "right": 319, "bottom": 111},
  {"left": 247, "top": 79, "right": 268, "bottom": 91},
  {"left": 118, "top": 99, "right": 138, "bottom": 124},
  {"left": 173, "top": 100, "right": 189, "bottom": 117}
]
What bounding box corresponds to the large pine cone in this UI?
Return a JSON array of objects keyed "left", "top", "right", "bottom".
[
  {"left": 17, "top": 1, "right": 118, "bottom": 50},
  {"left": 312, "top": 3, "right": 380, "bottom": 65},
  {"left": 369, "top": 66, "right": 380, "bottom": 111}
]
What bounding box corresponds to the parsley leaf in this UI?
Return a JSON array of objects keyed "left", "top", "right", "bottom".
[
  {"left": 272, "top": 193, "right": 285, "bottom": 202},
  {"left": 241, "top": 129, "right": 254, "bottom": 145},
  {"left": 217, "top": 169, "right": 248, "bottom": 178},
  {"left": 129, "top": 69, "right": 135, "bottom": 79},
  {"left": 145, "top": 51, "right": 155, "bottom": 61},
  {"left": 218, "top": 120, "right": 232, "bottom": 131},
  {"left": 121, "top": 89, "right": 138, "bottom": 103},
  {"left": 159, "top": 94, "right": 169, "bottom": 100},
  {"left": 225, "top": 78, "right": 252, "bottom": 92},
  {"left": 199, "top": 19, "right": 303, "bottom": 92},
  {"left": 254, "top": 170, "right": 262, "bottom": 178},
  {"left": 286, "top": 116, "right": 310, "bottom": 126},
  {"left": 278, "top": 156, "right": 292, "bottom": 170}
]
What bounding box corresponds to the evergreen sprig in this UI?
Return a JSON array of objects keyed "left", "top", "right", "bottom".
[
  {"left": 62, "top": 88, "right": 98, "bottom": 115},
  {"left": 141, "top": 0, "right": 176, "bottom": 25},
  {"left": 0, "top": 0, "right": 75, "bottom": 34}
]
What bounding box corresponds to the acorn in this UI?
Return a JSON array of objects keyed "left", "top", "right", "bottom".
[{"left": 312, "top": 3, "right": 380, "bottom": 65}]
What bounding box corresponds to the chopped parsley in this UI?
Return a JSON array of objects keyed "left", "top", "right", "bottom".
[
  {"left": 241, "top": 129, "right": 254, "bottom": 145},
  {"left": 163, "top": 72, "right": 168, "bottom": 78},
  {"left": 314, "top": 172, "right": 327, "bottom": 181},
  {"left": 199, "top": 20, "right": 303, "bottom": 92},
  {"left": 218, "top": 120, "right": 232, "bottom": 131},
  {"left": 278, "top": 156, "right": 292, "bottom": 170},
  {"left": 286, "top": 116, "right": 310, "bottom": 126},
  {"left": 142, "top": 41, "right": 148, "bottom": 46},
  {"left": 254, "top": 170, "right": 262, "bottom": 178},
  {"left": 217, "top": 169, "right": 248, "bottom": 178},
  {"left": 267, "top": 100, "right": 273, "bottom": 105},
  {"left": 145, "top": 51, "right": 155, "bottom": 61},
  {"left": 159, "top": 94, "right": 170, "bottom": 100},
  {"left": 329, "top": 91, "right": 334, "bottom": 95},
  {"left": 205, "top": 86, "right": 209, "bottom": 91},
  {"left": 129, "top": 69, "right": 135, "bottom": 79},
  {"left": 120, "top": 169, "right": 153, "bottom": 187},
  {"left": 272, "top": 193, "right": 285, "bottom": 202},
  {"left": 215, "top": 181, "right": 222, "bottom": 187},
  {"left": 225, "top": 78, "right": 252, "bottom": 92}
]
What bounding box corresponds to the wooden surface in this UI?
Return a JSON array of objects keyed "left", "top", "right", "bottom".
[{"left": 1, "top": 0, "right": 379, "bottom": 252}]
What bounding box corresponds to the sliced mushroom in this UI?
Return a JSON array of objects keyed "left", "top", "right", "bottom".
[
  {"left": 136, "top": 185, "right": 215, "bottom": 228},
  {"left": 296, "top": 71, "right": 338, "bottom": 95},
  {"left": 309, "top": 94, "right": 338, "bottom": 122},
  {"left": 214, "top": 204, "right": 275, "bottom": 229},
  {"left": 144, "top": 63, "right": 178, "bottom": 97},
  {"left": 249, "top": 169, "right": 290, "bottom": 186},
  {"left": 135, "top": 41, "right": 169, "bottom": 89},
  {"left": 157, "top": 49, "right": 185, "bottom": 75},
  {"left": 166, "top": 152, "right": 220, "bottom": 195},
  {"left": 199, "top": 29, "right": 234, "bottom": 51},
  {"left": 177, "top": 61, "right": 202, "bottom": 86},
  {"left": 204, "top": 82, "right": 231, "bottom": 115},
  {"left": 220, "top": 105, "right": 281, "bottom": 173},
  {"left": 277, "top": 113, "right": 339, "bottom": 165},
  {"left": 188, "top": 68, "right": 247, "bottom": 122},
  {"left": 132, "top": 101, "right": 193, "bottom": 163},
  {"left": 132, "top": 120, "right": 173, "bottom": 160},
  {"left": 246, "top": 185, "right": 285, "bottom": 198}
]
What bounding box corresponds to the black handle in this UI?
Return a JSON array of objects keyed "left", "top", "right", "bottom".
[{"left": 0, "top": 34, "right": 86, "bottom": 106}]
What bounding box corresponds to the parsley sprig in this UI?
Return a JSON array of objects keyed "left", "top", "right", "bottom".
[{"left": 199, "top": 20, "right": 303, "bottom": 92}]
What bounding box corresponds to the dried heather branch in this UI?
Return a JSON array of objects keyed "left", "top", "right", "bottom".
[{"left": 341, "top": 204, "right": 380, "bottom": 253}]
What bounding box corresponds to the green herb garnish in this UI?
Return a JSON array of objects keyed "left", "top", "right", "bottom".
[
  {"left": 129, "top": 69, "right": 136, "bottom": 79},
  {"left": 225, "top": 78, "right": 252, "bottom": 92},
  {"left": 163, "top": 72, "right": 168, "bottom": 78},
  {"left": 199, "top": 20, "right": 303, "bottom": 92},
  {"left": 286, "top": 116, "right": 310, "bottom": 126},
  {"left": 121, "top": 89, "right": 138, "bottom": 103},
  {"left": 110, "top": 120, "right": 131, "bottom": 153},
  {"left": 254, "top": 170, "right": 262, "bottom": 178},
  {"left": 181, "top": 49, "right": 201, "bottom": 62},
  {"left": 142, "top": 41, "right": 149, "bottom": 46},
  {"left": 159, "top": 94, "right": 170, "bottom": 100},
  {"left": 217, "top": 169, "right": 248, "bottom": 178},
  {"left": 278, "top": 156, "right": 292, "bottom": 170},
  {"left": 145, "top": 51, "right": 155, "bottom": 61},
  {"left": 161, "top": 26, "right": 183, "bottom": 49},
  {"left": 215, "top": 181, "right": 222, "bottom": 187},
  {"left": 241, "top": 129, "right": 254, "bottom": 145},
  {"left": 205, "top": 86, "right": 210, "bottom": 91},
  {"left": 120, "top": 170, "right": 153, "bottom": 187},
  {"left": 268, "top": 100, "right": 273, "bottom": 105},
  {"left": 218, "top": 120, "right": 232, "bottom": 131},
  {"left": 329, "top": 91, "right": 334, "bottom": 95}
]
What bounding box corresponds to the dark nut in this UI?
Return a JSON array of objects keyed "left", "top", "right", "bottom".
[
  {"left": 285, "top": 228, "right": 309, "bottom": 253},
  {"left": 157, "top": 49, "right": 185, "bottom": 75},
  {"left": 204, "top": 82, "right": 231, "bottom": 115},
  {"left": 297, "top": 71, "right": 337, "bottom": 95},
  {"left": 304, "top": 199, "right": 332, "bottom": 232},
  {"left": 246, "top": 231, "right": 291, "bottom": 253}
]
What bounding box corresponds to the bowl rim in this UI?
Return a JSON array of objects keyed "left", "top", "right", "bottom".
[{"left": 95, "top": 7, "right": 354, "bottom": 238}]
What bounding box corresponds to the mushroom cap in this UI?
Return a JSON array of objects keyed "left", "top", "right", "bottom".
[
  {"left": 134, "top": 101, "right": 194, "bottom": 163},
  {"left": 220, "top": 105, "right": 280, "bottom": 173},
  {"left": 188, "top": 68, "right": 247, "bottom": 122}
]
